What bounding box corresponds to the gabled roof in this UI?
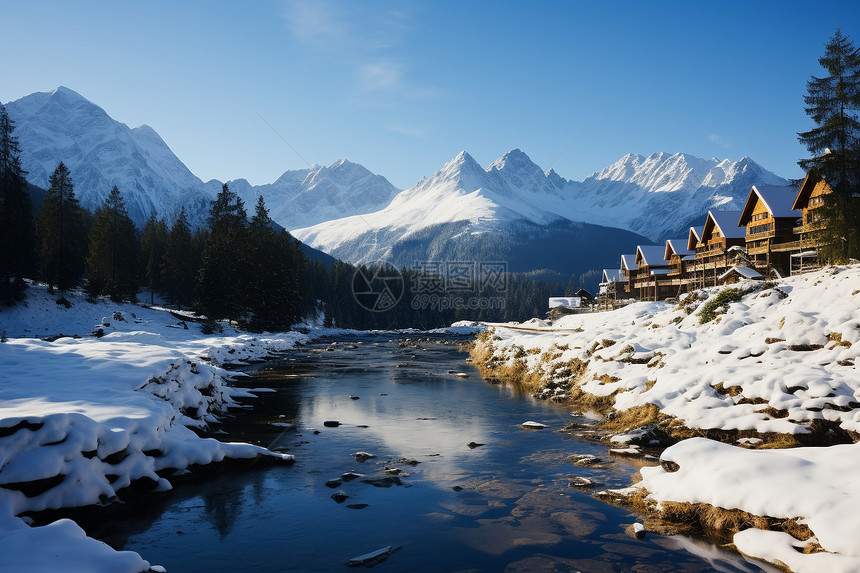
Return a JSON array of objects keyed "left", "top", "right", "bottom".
[
  {"left": 738, "top": 185, "right": 798, "bottom": 225},
  {"left": 792, "top": 172, "right": 832, "bottom": 210},
  {"left": 718, "top": 265, "right": 763, "bottom": 281},
  {"left": 601, "top": 269, "right": 625, "bottom": 283},
  {"left": 635, "top": 245, "right": 668, "bottom": 268},
  {"left": 620, "top": 254, "right": 637, "bottom": 272},
  {"left": 665, "top": 238, "right": 693, "bottom": 260},
  {"left": 687, "top": 226, "right": 704, "bottom": 251},
  {"left": 702, "top": 210, "right": 745, "bottom": 242}
]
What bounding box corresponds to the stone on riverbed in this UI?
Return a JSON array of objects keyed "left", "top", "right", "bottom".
[
  {"left": 323, "top": 420, "right": 341, "bottom": 427},
  {"left": 347, "top": 545, "right": 397, "bottom": 567},
  {"left": 354, "top": 451, "right": 376, "bottom": 462},
  {"left": 520, "top": 421, "right": 547, "bottom": 430}
]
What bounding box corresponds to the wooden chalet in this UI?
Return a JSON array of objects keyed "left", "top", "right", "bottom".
[
  {"left": 738, "top": 185, "right": 799, "bottom": 276},
  {"left": 632, "top": 245, "right": 671, "bottom": 300},
  {"left": 692, "top": 210, "right": 746, "bottom": 288},
  {"left": 620, "top": 254, "right": 638, "bottom": 295},
  {"left": 664, "top": 237, "right": 694, "bottom": 294},
  {"left": 790, "top": 172, "right": 834, "bottom": 272}
]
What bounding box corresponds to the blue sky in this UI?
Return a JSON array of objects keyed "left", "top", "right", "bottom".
[{"left": 3, "top": 0, "right": 860, "bottom": 188}]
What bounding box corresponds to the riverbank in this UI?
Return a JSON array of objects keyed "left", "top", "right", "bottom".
[
  {"left": 470, "top": 265, "right": 860, "bottom": 572},
  {"left": 0, "top": 285, "right": 313, "bottom": 572}
]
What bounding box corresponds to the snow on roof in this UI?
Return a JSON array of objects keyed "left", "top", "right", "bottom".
[
  {"left": 636, "top": 245, "right": 668, "bottom": 267},
  {"left": 602, "top": 269, "right": 625, "bottom": 283},
  {"left": 718, "top": 266, "right": 763, "bottom": 281},
  {"left": 665, "top": 238, "right": 693, "bottom": 258},
  {"left": 739, "top": 185, "right": 799, "bottom": 224},
  {"left": 791, "top": 250, "right": 819, "bottom": 258},
  {"left": 620, "top": 254, "right": 638, "bottom": 271},
  {"left": 707, "top": 210, "right": 745, "bottom": 239},
  {"left": 687, "top": 226, "right": 704, "bottom": 250},
  {"left": 650, "top": 268, "right": 671, "bottom": 275},
  {"left": 549, "top": 296, "right": 581, "bottom": 308}
]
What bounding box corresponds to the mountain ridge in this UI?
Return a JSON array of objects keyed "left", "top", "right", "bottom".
[{"left": 5, "top": 87, "right": 790, "bottom": 278}]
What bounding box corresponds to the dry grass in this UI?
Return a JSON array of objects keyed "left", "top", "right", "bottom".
[{"left": 602, "top": 404, "right": 662, "bottom": 431}]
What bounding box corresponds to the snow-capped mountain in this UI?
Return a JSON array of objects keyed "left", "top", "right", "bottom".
[
  {"left": 565, "top": 151, "right": 788, "bottom": 239},
  {"left": 292, "top": 150, "right": 650, "bottom": 277},
  {"left": 4, "top": 87, "right": 399, "bottom": 229},
  {"left": 209, "top": 159, "right": 399, "bottom": 231},
  {"left": 5, "top": 87, "right": 789, "bottom": 278},
  {"left": 5, "top": 87, "right": 211, "bottom": 226},
  {"left": 291, "top": 148, "right": 787, "bottom": 275}
]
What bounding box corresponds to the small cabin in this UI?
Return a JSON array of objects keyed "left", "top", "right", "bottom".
[
  {"left": 737, "top": 185, "right": 799, "bottom": 274},
  {"left": 574, "top": 288, "right": 594, "bottom": 305},
  {"left": 718, "top": 265, "right": 764, "bottom": 285}
]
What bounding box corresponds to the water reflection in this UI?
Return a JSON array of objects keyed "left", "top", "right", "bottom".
[{"left": 94, "top": 335, "right": 777, "bottom": 572}]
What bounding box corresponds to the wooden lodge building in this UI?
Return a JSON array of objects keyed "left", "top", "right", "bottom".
[
  {"left": 737, "top": 185, "right": 800, "bottom": 275},
  {"left": 601, "top": 173, "right": 836, "bottom": 301}
]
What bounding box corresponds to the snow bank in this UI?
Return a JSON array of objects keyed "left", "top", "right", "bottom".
[
  {"left": 0, "top": 285, "right": 308, "bottom": 571},
  {"left": 635, "top": 438, "right": 860, "bottom": 571},
  {"left": 479, "top": 265, "right": 860, "bottom": 436}
]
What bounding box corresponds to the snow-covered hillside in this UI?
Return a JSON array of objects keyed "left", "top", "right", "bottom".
[
  {"left": 0, "top": 285, "right": 305, "bottom": 572},
  {"left": 473, "top": 264, "right": 860, "bottom": 572},
  {"left": 4, "top": 87, "right": 399, "bottom": 229}
]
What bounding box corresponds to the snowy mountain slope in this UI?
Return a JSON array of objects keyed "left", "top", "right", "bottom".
[
  {"left": 4, "top": 87, "right": 399, "bottom": 229},
  {"left": 208, "top": 159, "right": 400, "bottom": 231},
  {"left": 293, "top": 150, "right": 650, "bottom": 277},
  {"left": 562, "top": 152, "right": 788, "bottom": 240},
  {"left": 292, "top": 148, "right": 786, "bottom": 273},
  {"left": 5, "top": 87, "right": 212, "bottom": 227}
]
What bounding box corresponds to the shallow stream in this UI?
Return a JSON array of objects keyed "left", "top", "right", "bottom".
[{"left": 88, "top": 333, "right": 775, "bottom": 572}]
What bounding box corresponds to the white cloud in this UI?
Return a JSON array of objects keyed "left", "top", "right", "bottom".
[
  {"left": 387, "top": 123, "right": 426, "bottom": 138},
  {"left": 358, "top": 60, "right": 405, "bottom": 92},
  {"left": 708, "top": 133, "right": 731, "bottom": 149},
  {"left": 281, "top": 0, "right": 348, "bottom": 45}
]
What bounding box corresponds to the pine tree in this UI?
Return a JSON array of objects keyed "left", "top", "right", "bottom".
[
  {"left": 246, "top": 196, "right": 301, "bottom": 331},
  {"left": 140, "top": 215, "right": 168, "bottom": 305},
  {"left": 162, "top": 207, "right": 196, "bottom": 309},
  {"left": 36, "top": 162, "right": 88, "bottom": 292},
  {"left": 0, "top": 104, "right": 35, "bottom": 305},
  {"left": 798, "top": 29, "right": 860, "bottom": 261},
  {"left": 86, "top": 186, "right": 139, "bottom": 301},
  {"left": 197, "top": 183, "right": 249, "bottom": 322}
]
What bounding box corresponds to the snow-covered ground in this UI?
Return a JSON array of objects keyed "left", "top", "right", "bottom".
[
  {"left": 0, "top": 285, "right": 308, "bottom": 572},
  {"left": 474, "top": 265, "right": 860, "bottom": 572}
]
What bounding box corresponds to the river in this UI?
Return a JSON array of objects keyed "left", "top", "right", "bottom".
[{"left": 85, "top": 333, "right": 775, "bottom": 572}]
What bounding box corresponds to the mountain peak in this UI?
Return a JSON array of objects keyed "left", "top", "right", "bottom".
[{"left": 487, "top": 148, "right": 541, "bottom": 175}]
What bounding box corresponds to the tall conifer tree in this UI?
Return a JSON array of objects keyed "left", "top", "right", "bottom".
[
  {"left": 798, "top": 29, "right": 860, "bottom": 261},
  {"left": 197, "top": 183, "right": 249, "bottom": 321},
  {"left": 162, "top": 206, "right": 196, "bottom": 309},
  {"left": 36, "top": 162, "right": 87, "bottom": 292},
  {"left": 0, "top": 104, "right": 34, "bottom": 305},
  {"left": 86, "top": 186, "right": 139, "bottom": 301}
]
